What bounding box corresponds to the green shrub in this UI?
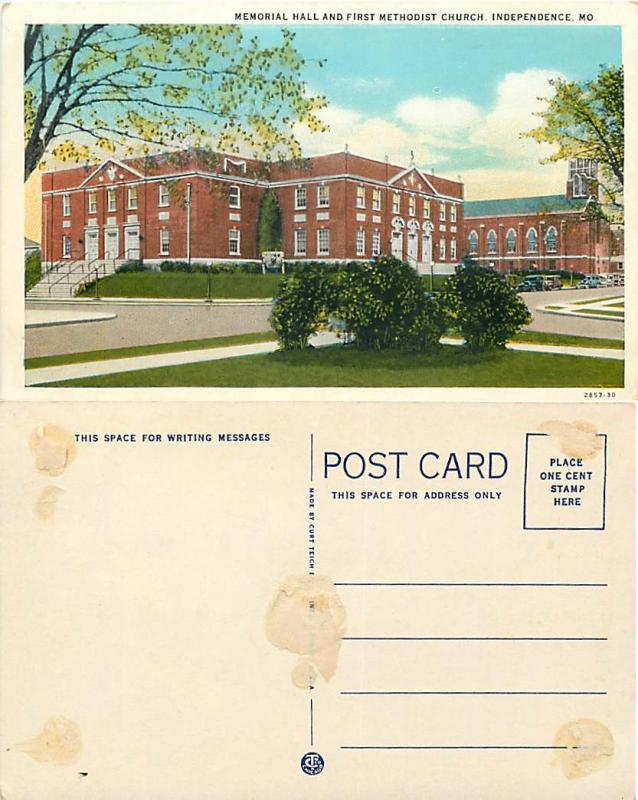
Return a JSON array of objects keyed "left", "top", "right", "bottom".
[
  {"left": 334, "top": 256, "right": 448, "bottom": 351},
  {"left": 440, "top": 265, "right": 531, "bottom": 352},
  {"left": 270, "top": 265, "right": 337, "bottom": 350},
  {"left": 25, "top": 249, "right": 42, "bottom": 290},
  {"left": 116, "top": 260, "right": 146, "bottom": 273},
  {"left": 271, "top": 257, "right": 449, "bottom": 352}
]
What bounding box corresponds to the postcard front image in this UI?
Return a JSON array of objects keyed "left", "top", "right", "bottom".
[{"left": 1, "top": 1, "right": 632, "bottom": 398}]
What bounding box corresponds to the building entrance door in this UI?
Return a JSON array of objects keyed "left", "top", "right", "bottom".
[
  {"left": 391, "top": 231, "right": 403, "bottom": 260},
  {"left": 104, "top": 228, "right": 119, "bottom": 260},
  {"left": 85, "top": 229, "right": 99, "bottom": 261},
  {"left": 125, "top": 226, "right": 140, "bottom": 259},
  {"left": 422, "top": 233, "right": 432, "bottom": 267},
  {"left": 407, "top": 233, "right": 418, "bottom": 266}
]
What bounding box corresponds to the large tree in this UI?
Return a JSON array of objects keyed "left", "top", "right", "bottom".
[
  {"left": 523, "top": 65, "right": 623, "bottom": 216},
  {"left": 24, "top": 24, "right": 327, "bottom": 180}
]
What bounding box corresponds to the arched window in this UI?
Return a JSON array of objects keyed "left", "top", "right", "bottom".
[
  {"left": 487, "top": 229, "right": 497, "bottom": 254},
  {"left": 506, "top": 228, "right": 516, "bottom": 254},
  {"left": 526, "top": 228, "right": 538, "bottom": 254},
  {"left": 544, "top": 226, "right": 557, "bottom": 253},
  {"left": 468, "top": 230, "right": 478, "bottom": 254}
]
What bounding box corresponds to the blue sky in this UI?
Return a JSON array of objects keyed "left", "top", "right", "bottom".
[{"left": 247, "top": 24, "right": 621, "bottom": 198}]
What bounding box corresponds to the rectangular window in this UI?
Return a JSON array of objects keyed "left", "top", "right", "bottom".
[
  {"left": 228, "top": 228, "right": 240, "bottom": 256},
  {"left": 87, "top": 191, "right": 97, "bottom": 215},
  {"left": 372, "top": 229, "right": 381, "bottom": 257},
  {"left": 107, "top": 189, "right": 116, "bottom": 212},
  {"left": 317, "top": 185, "right": 329, "bottom": 207},
  {"left": 128, "top": 186, "right": 138, "bottom": 210},
  {"left": 62, "top": 193, "right": 71, "bottom": 217},
  {"left": 450, "top": 204, "right": 457, "bottom": 223},
  {"left": 159, "top": 183, "right": 170, "bottom": 207},
  {"left": 408, "top": 195, "right": 416, "bottom": 216},
  {"left": 317, "top": 228, "right": 329, "bottom": 256},
  {"left": 356, "top": 228, "right": 365, "bottom": 256},
  {"left": 372, "top": 189, "right": 381, "bottom": 211},
  {"left": 439, "top": 203, "right": 446, "bottom": 221},
  {"left": 423, "top": 199, "right": 430, "bottom": 218},
  {"left": 450, "top": 239, "right": 457, "bottom": 260},
  {"left": 356, "top": 185, "right": 365, "bottom": 208},
  {"left": 294, "top": 228, "right": 307, "bottom": 256},
  {"left": 295, "top": 185, "right": 307, "bottom": 209},
  {"left": 62, "top": 235, "right": 71, "bottom": 258},
  {"left": 439, "top": 238, "right": 446, "bottom": 260},
  {"left": 392, "top": 192, "right": 401, "bottom": 214},
  {"left": 159, "top": 228, "right": 169, "bottom": 256},
  {"left": 229, "top": 185, "right": 240, "bottom": 208}
]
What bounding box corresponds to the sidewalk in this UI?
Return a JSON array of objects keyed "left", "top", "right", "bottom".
[
  {"left": 27, "top": 333, "right": 623, "bottom": 386},
  {"left": 26, "top": 331, "right": 339, "bottom": 386}
]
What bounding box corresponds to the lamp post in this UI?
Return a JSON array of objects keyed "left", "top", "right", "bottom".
[{"left": 186, "top": 182, "right": 192, "bottom": 266}]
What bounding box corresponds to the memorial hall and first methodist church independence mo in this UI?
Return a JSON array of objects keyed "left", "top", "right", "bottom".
[{"left": 38, "top": 147, "right": 622, "bottom": 280}]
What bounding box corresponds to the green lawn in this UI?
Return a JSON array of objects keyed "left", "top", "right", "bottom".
[
  {"left": 579, "top": 308, "right": 624, "bottom": 318},
  {"left": 77, "top": 272, "right": 282, "bottom": 299},
  {"left": 41, "top": 345, "right": 623, "bottom": 388},
  {"left": 509, "top": 331, "right": 623, "bottom": 349},
  {"left": 25, "top": 331, "right": 276, "bottom": 369}
]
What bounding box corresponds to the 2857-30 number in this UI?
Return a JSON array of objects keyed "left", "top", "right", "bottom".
[{"left": 584, "top": 391, "right": 617, "bottom": 399}]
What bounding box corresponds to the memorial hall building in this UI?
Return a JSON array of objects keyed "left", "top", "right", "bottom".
[
  {"left": 40, "top": 149, "right": 464, "bottom": 273},
  {"left": 462, "top": 159, "right": 618, "bottom": 275}
]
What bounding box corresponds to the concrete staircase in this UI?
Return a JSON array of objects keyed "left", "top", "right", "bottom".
[{"left": 27, "top": 259, "right": 119, "bottom": 300}]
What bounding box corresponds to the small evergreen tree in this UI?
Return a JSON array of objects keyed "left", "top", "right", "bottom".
[{"left": 256, "top": 191, "right": 283, "bottom": 255}]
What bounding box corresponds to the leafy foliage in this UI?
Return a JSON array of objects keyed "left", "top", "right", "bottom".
[
  {"left": 24, "top": 24, "right": 328, "bottom": 179},
  {"left": 271, "top": 257, "right": 450, "bottom": 352},
  {"left": 25, "top": 249, "right": 42, "bottom": 290},
  {"left": 440, "top": 266, "right": 531, "bottom": 352},
  {"left": 270, "top": 265, "right": 339, "bottom": 350},
  {"left": 523, "top": 65, "right": 624, "bottom": 216},
  {"left": 333, "top": 256, "right": 449, "bottom": 351},
  {"left": 256, "top": 190, "right": 283, "bottom": 254}
]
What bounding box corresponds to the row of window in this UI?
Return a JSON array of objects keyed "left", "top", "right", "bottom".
[
  {"left": 294, "top": 229, "right": 457, "bottom": 259},
  {"left": 294, "top": 183, "right": 457, "bottom": 221},
  {"left": 62, "top": 227, "right": 458, "bottom": 260},
  {"left": 61, "top": 182, "right": 460, "bottom": 220},
  {"left": 63, "top": 186, "right": 141, "bottom": 215},
  {"left": 62, "top": 228, "right": 241, "bottom": 258},
  {"left": 468, "top": 226, "right": 558, "bottom": 256}
]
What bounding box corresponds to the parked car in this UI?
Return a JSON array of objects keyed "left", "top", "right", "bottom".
[
  {"left": 540, "top": 275, "right": 563, "bottom": 290},
  {"left": 576, "top": 276, "right": 605, "bottom": 289},
  {"left": 515, "top": 276, "right": 544, "bottom": 292}
]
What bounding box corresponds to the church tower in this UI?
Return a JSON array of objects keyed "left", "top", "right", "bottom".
[{"left": 566, "top": 158, "right": 598, "bottom": 200}]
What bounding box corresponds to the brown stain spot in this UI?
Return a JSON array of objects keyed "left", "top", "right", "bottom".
[
  {"left": 34, "top": 485, "right": 64, "bottom": 522},
  {"left": 266, "top": 575, "right": 346, "bottom": 688},
  {"left": 29, "top": 425, "right": 76, "bottom": 477},
  {"left": 12, "top": 716, "right": 82, "bottom": 766},
  {"left": 539, "top": 420, "right": 602, "bottom": 460},
  {"left": 554, "top": 719, "right": 614, "bottom": 779}
]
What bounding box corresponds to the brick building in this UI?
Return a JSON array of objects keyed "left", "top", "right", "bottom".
[
  {"left": 463, "top": 159, "right": 616, "bottom": 275},
  {"left": 41, "top": 149, "right": 463, "bottom": 273}
]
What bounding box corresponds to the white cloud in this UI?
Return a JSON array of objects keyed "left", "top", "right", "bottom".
[
  {"left": 396, "top": 96, "right": 482, "bottom": 147},
  {"left": 470, "top": 68, "right": 565, "bottom": 162},
  {"left": 294, "top": 105, "right": 442, "bottom": 167},
  {"left": 297, "top": 68, "right": 567, "bottom": 198}
]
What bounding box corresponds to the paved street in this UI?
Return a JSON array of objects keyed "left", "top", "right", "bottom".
[
  {"left": 520, "top": 285, "right": 624, "bottom": 339},
  {"left": 25, "top": 285, "right": 623, "bottom": 360},
  {"left": 25, "top": 299, "right": 273, "bottom": 358}
]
